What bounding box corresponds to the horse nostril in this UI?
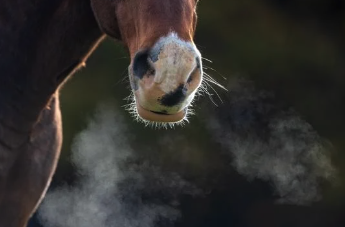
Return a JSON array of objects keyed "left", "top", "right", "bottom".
[
  {"left": 132, "top": 49, "right": 155, "bottom": 79},
  {"left": 186, "top": 56, "right": 202, "bottom": 84},
  {"left": 187, "top": 66, "right": 201, "bottom": 84}
]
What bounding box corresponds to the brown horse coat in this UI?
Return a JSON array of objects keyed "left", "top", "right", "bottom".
[{"left": 0, "top": 0, "right": 200, "bottom": 226}]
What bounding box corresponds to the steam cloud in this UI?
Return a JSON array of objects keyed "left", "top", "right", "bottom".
[
  {"left": 38, "top": 77, "right": 337, "bottom": 227},
  {"left": 38, "top": 106, "right": 200, "bottom": 227},
  {"left": 204, "top": 77, "right": 336, "bottom": 204}
]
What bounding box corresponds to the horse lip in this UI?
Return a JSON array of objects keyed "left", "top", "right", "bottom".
[
  {"left": 150, "top": 110, "right": 169, "bottom": 115},
  {"left": 136, "top": 103, "right": 186, "bottom": 123}
]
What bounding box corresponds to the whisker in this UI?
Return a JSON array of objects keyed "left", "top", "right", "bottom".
[
  {"left": 203, "top": 73, "right": 228, "bottom": 91},
  {"left": 201, "top": 57, "right": 213, "bottom": 63},
  {"left": 204, "top": 80, "right": 223, "bottom": 104},
  {"left": 110, "top": 56, "right": 130, "bottom": 61},
  {"left": 116, "top": 74, "right": 130, "bottom": 86},
  {"left": 200, "top": 56, "right": 227, "bottom": 88},
  {"left": 200, "top": 81, "right": 219, "bottom": 106},
  {"left": 203, "top": 65, "right": 227, "bottom": 80},
  {"left": 197, "top": 81, "right": 217, "bottom": 106}
]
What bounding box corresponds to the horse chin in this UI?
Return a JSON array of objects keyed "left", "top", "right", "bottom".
[{"left": 136, "top": 102, "right": 187, "bottom": 123}]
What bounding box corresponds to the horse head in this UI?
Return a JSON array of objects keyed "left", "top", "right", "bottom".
[{"left": 91, "top": 0, "right": 202, "bottom": 126}]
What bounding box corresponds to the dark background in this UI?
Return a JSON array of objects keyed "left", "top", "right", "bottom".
[{"left": 29, "top": 0, "right": 345, "bottom": 226}]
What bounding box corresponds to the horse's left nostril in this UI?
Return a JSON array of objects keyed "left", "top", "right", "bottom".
[
  {"left": 186, "top": 56, "right": 202, "bottom": 84},
  {"left": 160, "top": 84, "right": 187, "bottom": 107},
  {"left": 132, "top": 49, "right": 155, "bottom": 79},
  {"left": 187, "top": 65, "right": 201, "bottom": 84}
]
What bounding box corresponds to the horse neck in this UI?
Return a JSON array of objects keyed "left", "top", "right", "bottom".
[{"left": 0, "top": 0, "right": 103, "bottom": 149}]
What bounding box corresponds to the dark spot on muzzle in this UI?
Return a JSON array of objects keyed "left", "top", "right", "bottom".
[
  {"left": 159, "top": 84, "right": 187, "bottom": 107},
  {"left": 133, "top": 49, "right": 154, "bottom": 80}
]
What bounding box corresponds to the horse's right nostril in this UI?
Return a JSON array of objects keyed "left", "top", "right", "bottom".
[{"left": 133, "top": 49, "right": 155, "bottom": 79}]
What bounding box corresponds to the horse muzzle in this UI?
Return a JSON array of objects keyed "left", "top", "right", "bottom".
[{"left": 129, "top": 33, "right": 202, "bottom": 123}]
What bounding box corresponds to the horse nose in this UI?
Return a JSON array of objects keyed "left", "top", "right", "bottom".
[
  {"left": 132, "top": 49, "right": 155, "bottom": 80},
  {"left": 129, "top": 33, "right": 203, "bottom": 123}
]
